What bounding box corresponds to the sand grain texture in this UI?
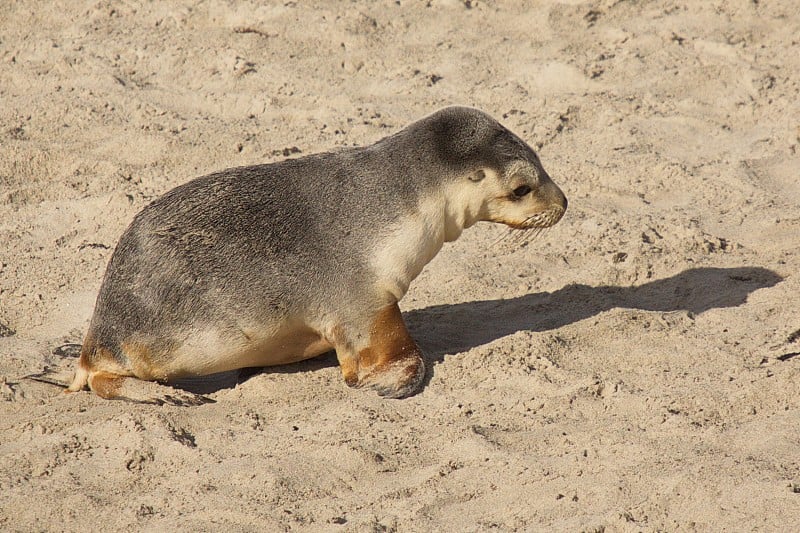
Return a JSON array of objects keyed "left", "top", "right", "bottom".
[{"left": 1, "top": 1, "right": 799, "bottom": 531}]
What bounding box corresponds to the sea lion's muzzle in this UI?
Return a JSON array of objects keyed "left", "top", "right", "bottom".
[{"left": 523, "top": 180, "right": 567, "bottom": 229}]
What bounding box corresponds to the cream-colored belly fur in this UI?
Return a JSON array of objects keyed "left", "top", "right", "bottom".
[{"left": 165, "top": 322, "right": 333, "bottom": 378}]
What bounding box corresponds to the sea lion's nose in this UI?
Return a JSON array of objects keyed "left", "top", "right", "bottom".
[
  {"left": 536, "top": 165, "right": 567, "bottom": 214},
  {"left": 543, "top": 179, "right": 567, "bottom": 214}
]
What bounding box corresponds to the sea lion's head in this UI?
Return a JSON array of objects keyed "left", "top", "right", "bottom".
[{"left": 429, "top": 106, "right": 568, "bottom": 233}]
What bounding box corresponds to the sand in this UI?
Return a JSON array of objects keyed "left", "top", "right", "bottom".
[{"left": 1, "top": 0, "right": 799, "bottom": 530}]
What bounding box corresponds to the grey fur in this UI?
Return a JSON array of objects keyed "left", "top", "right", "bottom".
[{"left": 85, "top": 106, "right": 566, "bottom": 384}]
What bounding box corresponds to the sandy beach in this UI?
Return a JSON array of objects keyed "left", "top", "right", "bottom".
[{"left": 1, "top": 1, "right": 799, "bottom": 530}]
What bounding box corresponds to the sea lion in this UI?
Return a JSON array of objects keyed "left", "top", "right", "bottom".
[{"left": 67, "top": 106, "right": 567, "bottom": 404}]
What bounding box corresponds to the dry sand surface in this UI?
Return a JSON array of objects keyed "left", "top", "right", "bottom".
[{"left": 2, "top": 0, "right": 799, "bottom": 530}]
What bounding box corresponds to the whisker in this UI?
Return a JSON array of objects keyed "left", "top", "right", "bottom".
[
  {"left": 494, "top": 227, "right": 526, "bottom": 250},
  {"left": 507, "top": 231, "right": 525, "bottom": 247},
  {"left": 520, "top": 229, "right": 536, "bottom": 248},
  {"left": 491, "top": 211, "right": 556, "bottom": 250},
  {"left": 491, "top": 227, "right": 516, "bottom": 247},
  {"left": 516, "top": 226, "right": 546, "bottom": 248}
]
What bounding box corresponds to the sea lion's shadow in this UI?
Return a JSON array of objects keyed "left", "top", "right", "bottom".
[
  {"left": 406, "top": 266, "right": 782, "bottom": 363},
  {"left": 177, "top": 266, "right": 781, "bottom": 394}
]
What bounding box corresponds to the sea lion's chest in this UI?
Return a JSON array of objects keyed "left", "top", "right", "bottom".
[{"left": 368, "top": 195, "right": 452, "bottom": 302}]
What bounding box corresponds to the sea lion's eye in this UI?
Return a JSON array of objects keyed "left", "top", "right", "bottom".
[{"left": 512, "top": 185, "right": 532, "bottom": 198}]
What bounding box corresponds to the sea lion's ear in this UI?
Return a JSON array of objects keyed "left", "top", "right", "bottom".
[{"left": 469, "top": 169, "right": 486, "bottom": 182}]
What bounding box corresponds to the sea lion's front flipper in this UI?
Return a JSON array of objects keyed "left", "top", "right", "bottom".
[{"left": 333, "top": 303, "right": 425, "bottom": 399}]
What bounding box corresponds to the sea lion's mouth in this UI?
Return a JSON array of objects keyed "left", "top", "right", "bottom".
[
  {"left": 505, "top": 206, "right": 566, "bottom": 230},
  {"left": 491, "top": 206, "right": 566, "bottom": 248}
]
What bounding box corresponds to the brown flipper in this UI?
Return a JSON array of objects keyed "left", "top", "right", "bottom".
[
  {"left": 87, "top": 371, "right": 213, "bottom": 406},
  {"left": 334, "top": 303, "right": 425, "bottom": 399},
  {"left": 67, "top": 334, "right": 212, "bottom": 406}
]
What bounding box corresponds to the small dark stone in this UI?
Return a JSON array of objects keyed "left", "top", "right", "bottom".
[{"left": 0, "top": 321, "right": 15, "bottom": 337}]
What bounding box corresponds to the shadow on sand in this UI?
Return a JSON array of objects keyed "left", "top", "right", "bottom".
[
  {"left": 405, "top": 266, "right": 782, "bottom": 360},
  {"left": 177, "top": 266, "right": 781, "bottom": 394}
]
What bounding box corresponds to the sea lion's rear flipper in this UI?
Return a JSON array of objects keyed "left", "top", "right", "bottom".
[
  {"left": 23, "top": 369, "right": 73, "bottom": 388},
  {"left": 22, "top": 342, "right": 85, "bottom": 389},
  {"left": 68, "top": 334, "right": 213, "bottom": 405},
  {"left": 85, "top": 371, "right": 214, "bottom": 406}
]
